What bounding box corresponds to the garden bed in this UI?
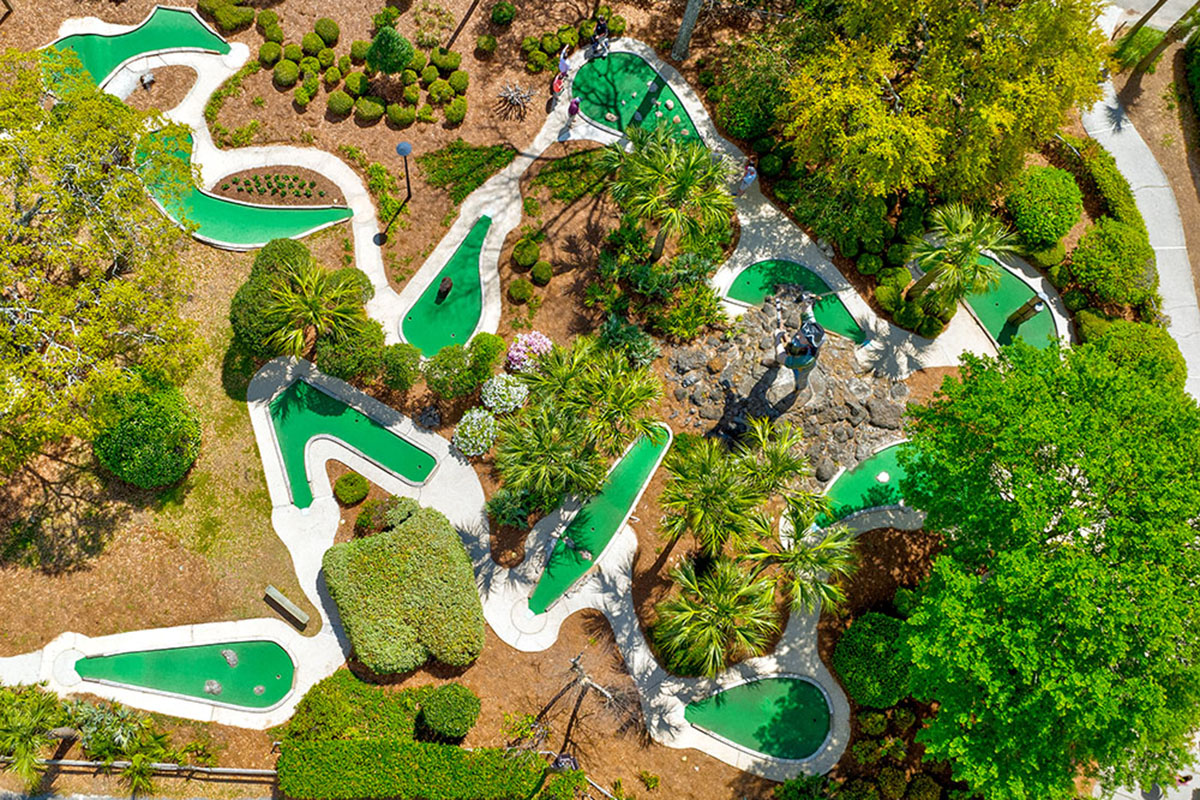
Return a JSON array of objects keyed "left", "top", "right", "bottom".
[{"left": 211, "top": 166, "right": 345, "bottom": 206}]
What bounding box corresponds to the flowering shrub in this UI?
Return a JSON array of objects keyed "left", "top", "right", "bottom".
[
  {"left": 481, "top": 374, "right": 528, "bottom": 414},
  {"left": 505, "top": 331, "right": 552, "bottom": 372},
  {"left": 453, "top": 408, "right": 498, "bottom": 457}
]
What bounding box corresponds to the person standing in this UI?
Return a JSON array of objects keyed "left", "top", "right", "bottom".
[
  {"left": 567, "top": 96, "right": 581, "bottom": 127},
  {"left": 735, "top": 160, "right": 758, "bottom": 197},
  {"left": 558, "top": 47, "right": 571, "bottom": 77}
]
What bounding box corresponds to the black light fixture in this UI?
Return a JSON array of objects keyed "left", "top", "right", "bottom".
[{"left": 374, "top": 141, "right": 413, "bottom": 246}]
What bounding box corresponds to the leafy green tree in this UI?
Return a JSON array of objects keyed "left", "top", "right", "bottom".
[
  {"left": 495, "top": 402, "right": 608, "bottom": 510},
  {"left": 900, "top": 342, "right": 1200, "bottom": 800},
  {"left": 603, "top": 125, "right": 735, "bottom": 262},
  {"left": 652, "top": 558, "right": 779, "bottom": 677},
  {"left": 0, "top": 49, "right": 201, "bottom": 479},
  {"left": 93, "top": 377, "right": 202, "bottom": 489},
  {"left": 906, "top": 204, "right": 1019, "bottom": 306},
  {"left": 265, "top": 259, "right": 366, "bottom": 357},
  {"left": 366, "top": 26, "right": 415, "bottom": 75},
  {"left": 744, "top": 504, "right": 859, "bottom": 613}
]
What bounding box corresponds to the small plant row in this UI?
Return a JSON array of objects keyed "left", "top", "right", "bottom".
[
  {"left": 220, "top": 173, "right": 328, "bottom": 199},
  {"left": 521, "top": 6, "right": 627, "bottom": 73}
]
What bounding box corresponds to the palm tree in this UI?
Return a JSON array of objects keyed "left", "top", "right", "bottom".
[
  {"left": 572, "top": 349, "right": 662, "bottom": 457},
  {"left": 652, "top": 558, "right": 779, "bottom": 678},
  {"left": 0, "top": 686, "right": 64, "bottom": 789},
  {"left": 520, "top": 336, "right": 598, "bottom": 404},
  {"left": 736, "top": 417, "right": 810, "bottom": 499},
  {"left": 906, "top": 203, "right": 1019, "bottom": 306},
  {"left": 265, "top": 259, "right": 366, "bottom": 357},
  {"left": 495, "top": 402, "right": 608, "bottom": 510},
  {"left": 1133, "top": 0, "right": 1200, "bottom": 74},
  {"left": 744, "top": 501, "right": 859, "bottom": 614},
  {"left": 660, "top": 436, "right": 765, "bottom": 557},
  {"left": 603, "top": 124, "right": 735, "bottom": 262}
]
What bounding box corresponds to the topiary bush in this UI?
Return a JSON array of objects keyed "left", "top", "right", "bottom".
[
  {"left": 879, "top": 768, "right": 907, "bottom": 800},
  {"left": 481, "top": 373, "right": 528, "bottom": 414},
  {"left": 832, "top": 612, "right": 910, "bottom": 708},
  {"left": 382, "top": 343, "right": 423, "bottom": 391},
  {"left": 508, "top": 278, "right": 534, "bottom": 304},
  {"left": 388, "top": 103, "right": 417, "bottom": 126},
  {"left": 315, "top": 17, "right": 340, "bottom": 46},
  {"left": 403, "top": 83, "right": 421, "bottom": 104},
  {"left": 338, "top": 54, "right": 352, "bottom": 74},
  {"left": 1006, "top": 166, "right": 1083, "bottom": 249},
  {"left": 302, "top": 32, "right": 323, "bottom": 56},
  {"left": 417, "top": 104, "right": 437, "bottom": 123},
  {"left": 512, "top": 238, "right": 539, "bottom": 268},
  {"left": 274, "top": 59, "right": 300, "bottom": 87},
  {"left": 490, "top": 0, "right": 516, "bottom": 25},
  {"left": 284, "top": 43, "right": 304, "bottom": 62},
  {"left": 448, "top": 69, "right": 469, "bottom": 94},
  {"left": 419, "top": 684, "right": 481, "bottom": 741},
  {"left": 444, "top": 96, "right": 467, "bottom": 125},
  {"left": 476, "top": 34, "right": 497, "bottom": 55},
  {"left": 428, "top": 78, "right": 454, "bottom": 104},
  {"left": 452, "top": 407, "right": 498, "bottom": 457},
  {"left": 421, "top": 64, "right": 439, "bottom": 86},
  {"left": 1070, "top": 217, "right": 1157, "bottom": 306},
  {"left": 256, "top": 9, "right": 278, "bottom": 29},
  {"left": 344, "top": 71, "right": 369, "bottom": 97},
  {"left": 327, "top": 89, "right": 354, "bottom": 116},
  {"left": 259, "top": 41, "right": 282, "bottom": 66},
  {"left": 355, "top": 95, "right": 386, "bottom": 123},
  {"left": 530, "top": 260, "right": 553, "bottom": 286},
  {"left": 315, "top": 319, "right": 385, "bottom": 381},
  {"left": 539, "top": 34, "right": 562, "bottom": 55},
  {"left": 93, "top": 379, "right": 202, "bottom": 489},
  {"left": 1089, "top": 319, "right": 1187, "bottom": 389},
  {"left": 263, "top": 23, "right": 284, "bottom": 43},
  {"left": 367, "top": 27, "right": 416, "bottom": 75},
  {"left": 607, "top": 14, "right": 627, "bottom": 37},
  {"left": 335, "top": 472, "right": 370, "bottom": 505},
  {"left": 230, "top": 277, "right": 276, "bottom": 356},
  {"left": 204, "top": 0, "right": 254, "bottom": 32},
  {"left": 430, "top": 48, "right": 462, "bottom": 73},
  {"left": 318, "top": 47, "right": 336, "bottom": 69},
  {"left": 294, "top": 85, "right": 312, "bottom": 108},
  {"left": 351, "top": 40, "right": 371, "bottom": 62}
]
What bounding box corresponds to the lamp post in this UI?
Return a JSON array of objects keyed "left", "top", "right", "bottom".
[{"left": 375, "top": 141, "right": 413, "bottom": 246}]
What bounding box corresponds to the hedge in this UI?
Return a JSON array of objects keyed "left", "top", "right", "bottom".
[
  {"left": 388, "top": 103, "right": 417, "bottom": 127},
  {"left": 355, "top": 95, "right": 386, "bottom": 124},
  {"left": 381, "top": 343, "right": 423, "bottom": 391},
  {"left": 445, "top": 96, "right": 467, "bottom": 125},
  {"left": 1070, "top": 216, "right": 1157, "bottom": 306},
  {"left": 277, "top": 740, "right": 582, "bottom": 800},
  {"left": 419, "top": 683, "right": 481, "bottom": 740},
  {"left": 832, "top": 612, "right": 910, "bottom": 708},
  {"left": 1187, "top": 33, "right": 1200, "bottom": 131},
  {"left": 323, "top": 507, "right": 485, "bottom": 674},
  {"left": 354, "top": 495, "right": 419, "bottom": 537},
  {"left": 314, "top": 319, "right": 385, "bottom": 381},
  {"left": 230, "top": 275, "right": 276, "bottom": 356},
  {"left": 334, "top": 472, "right": 369, "bottom": 505},
  {"left": 1005, "top": 166, "right": 1082, "bottom": 249},
  {"left": 280, "top": 669, "right": 423, "bottom": 745},
  {"left": 93, "top": 379, "right": 201, "bottom": 489},
  {"left": 1089, "top": 319, "right": 1187, "bottom": 389},
  {"left": 1058, "top": 133, "right": 1146, "bottom": 235}
]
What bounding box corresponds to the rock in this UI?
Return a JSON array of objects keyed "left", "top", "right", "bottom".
[
  {"left": 815, "top": 456, "right": 838, "bottom": 482},
  {"left": 891, "top": 382, "right": 910, "bottom": 400},
  {"left": 707, "top": 355, "right": 727, "bottom": 374},
  {"left": 847, "top": 377, "right": 873, "bottom": 402},
  {"left": 674, "top": 387, "right": 687, "bottom": 401},
  {"left": 418, "top": 406, "right": 441, "bottom": 429},
  {"left": 221, "top": 649, "right": 239, "bottom": 668},
  {"left": 766, "top": 372, "right": 796, "bottom": 405},
  {"left": 605, "top": 112, "right": 618, "bottom": 122},
  {"left": 665, "top": 99, "right": 675, "bottom": 110},
  {"left": 656, "top": 111, "right": 663, "bottom": 118},
  {"left": 672, "top": 348, "right": 706, "bottom": 374},
  {"left": 847, "top": 402, "right": 869, "bottom": 427},
  {"left": 681, "top": 373, "right": 701, "bottom": 388},
  {"left": 759, "top": 335, "right": 775, "bottom": 352},
  {"left": 867, "top": 397, "right": 903, "bottom": 429},
  {"left": 856, "top": 440, "right": 878, "bottom": 461},
  {"left": 633, "top": 111, "right": 643, "bottom": 121},
  {"left": 673, "top": 115, "right": 681, "bottom": 124},
  {"left": 700, "top": 403, "right": 723, "bottom": 420},
  {"left": 832, "top": 423, "right": 851, "bottom": 443}
]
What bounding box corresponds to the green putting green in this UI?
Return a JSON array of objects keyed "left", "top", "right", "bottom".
[
  {"left": 402, "top": 215, "right": 492, "bottom": 356},
  {"left": 75, "top": 641, "right": 294, "bottom": 709},
  {"left": 728, "top": 259, "right": 866, "bottom": 343},
  {"left": 268, "top": 380, "right": 436, "bottom": 509},
  {"left": 528, "top": 426, "right": 671, "bottom": 615},
  {"left": 820, "top": 443, "right": 907, "bottom": 525},
  {"left": 141, "top": 130, "right": 352, "bottom": 248},
  {"left": 53, "top": 6, "right": 230, "bottom": 86},
  {"left": 573, "top": 52, "right": 699, "bottom": 140},
  {"left": 684, "top": 677, "right": 831, "bottom": 760},
  {"left": 965, "top": 257, "right": 1057, "bottom": 349}
]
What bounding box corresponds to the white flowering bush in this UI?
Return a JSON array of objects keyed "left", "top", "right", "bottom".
[
  {"left": 505, "top": 331, "right": 553, "bottom": 373},
  {"left": 481, "top": 374, "right": 528, "bottom": 414},
  {"left": 453, "top": 408, "right": 498, "bottom": 457}
]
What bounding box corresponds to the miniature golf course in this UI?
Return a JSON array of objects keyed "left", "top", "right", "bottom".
[
  {"left": 402, "top": 215, "right": 492, "bottom": 356},
  {"left": 74, "top": 641, "right": 295, "bottom": 709},
  {"left": 727, "top": 259, "right": 867, "bottom": 343},
  {"left": 527, "top": 425, "right": 671, "bottom": 615},
  {"left": 268, "top": 380, "right": 436, "bottom": 509},
  {"left": 819, "top": 442, "right": 908, "bottom": 525},
  {"left": 685, "top": 676, "right": 832, "bottom": 760},
  {"left": 53, "top": 6, "right": 229, "bottom": 87},
  {"left": 965, "top": 257, "right": 1057, "bottom": 349},
  {"left": 573, "top": 51, "right": 699, "bottom": 139}
]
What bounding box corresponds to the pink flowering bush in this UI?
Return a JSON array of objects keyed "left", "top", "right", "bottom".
[{"left": 505, "top": 331, "right": 552, "bottom": 372}]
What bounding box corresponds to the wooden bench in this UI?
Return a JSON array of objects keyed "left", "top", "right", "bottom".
[{"left": 264, "top": 585, "right": 309, "bottom": 630}]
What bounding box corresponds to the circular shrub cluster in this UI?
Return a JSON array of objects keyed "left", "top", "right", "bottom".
[
  {"left": 428, "top": 78, "right": 454, "bottom": 105},
  {"left": 315, "top": 320, "right": 385, "bottom": 381},
  {"left": 445, "top": 97, "right": 467, "bottom": 124},
  {"left": 476, "top": 34, "right": 497, "bottom": 55},
  {"left": 299, "top": 55, "right": 321, "bottom": 76},
  {"left": 453, "top": 408, "right": 498, "bottom": 457},
  {"left": 512, "top": 238, "right": 539, "bottom": 268},
  {"left": 1006, "top": 166, "right": 1083, "bottom": 249},
  {"left": 302, "top": 32, "right": 323, "bottom": 56},
  {"left": 508, "top": 278, "right": 534, "bottom": 304},
  {"left": 93, "top": 381, "right": 202, "bottom": 489},
  {"left": 324, "top": 66, "right": 342, "bottom": 85},
  {"left": 403, "top": 84, "right": 421, "bottom": 104},
  {"left": 258, "top": 42, "right": 282, "bottom": 66},
  {"left": 1070, "top": 217, "right": 1157, "bottom": 305},
  {"left": 832, "top": 612, "right": 910, "bottom": 708},
  {"left": 274, "top": 59, "right": 300, "bottom": 87},
  {"left": 490, "top": 0, "right": 515, "bottom": 25},
  {"left": 334, "top": 472, "right": 370, "bottom": 505},
  {"left": 283, "top": 43, "right": 303, "bottom": 62},
  {"left": 448, "top": 69, "right": 469, "bottom": 94},
  {"left": 355, "top": 95, "right": 385, "bottom": 123},
  {"left": 350, "top": 40, "right": 370, "bottom": 62},
  {"left": 481, "top": 374, "right": 528, "bottom": 414},
  {"left": 431, "top": 48, "right": 462, "bottom": 73},
  {"left": 530, "top": 260, "right": 553, "bottom": 286},
  {"left": 326, "top": 89, "right": 354, "bottom": 116},
  {"left": 388, "top": 103, "right": 416, "bottom": 127},
  {"left": 315, "top": 17, "right": 340, "bottom": 46},
  {"left": 421, "top": 65, "right": 439, "bottom": 86},
  {"left": 420, "top": 683, "right": 482, "bottom": 740},
  {"left": 256, "top": 9, "right": 278, "bottom": 29}
]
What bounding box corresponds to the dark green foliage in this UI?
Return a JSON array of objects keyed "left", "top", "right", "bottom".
[
  {"left": 431, "top": 48, "right": 462, "bottom": 73},
  {"left": 485, "top": 486, "right": 533, "bottom": 528},
  {"left": 93, "top": 379, "right": 201, "bottom": 489},
  {"left": 368, "top": 27, "right": 415, "bottom": 75},
  {"left": 833, "top": 613, "right": 909, "bottom": 708},
  {"left": 879, "top": 767, "right": 908, "bottom": 800},
  {"left": 1059, "top": 134, "right": 1145, "bottom": 234},
  {"left": 331, "top": 268, "right": 375, "bottom": 303},
  {"left": 508, "top": 278, "right": 534, "bottom": 303},
  {"left": 448, "top": 69, "right": 469, "bottom": 94},
  {"left": 230, "top": 276, "right": 276, "bottom": 356},
  {"left": 1005, "top": 166, "right": 1082, "bottom": 249},
  {"left": 715, "top": 53, "right": 782, "bottom": 141},
  {"left": 894, "top": 300, "right": 925, "bottom": 331},
  {"left": 279, "top": 670, "right": 421, "bottom": 745},
  {"left": 857, "top": 254, "right": 882, "bottom": 276},
  {"left": 885, "top": 242, "right": 909, "bottom": 266},
  {"left": 858, "top": 711, "right": 888, "bottom": 736},
  {"left": 416, "top": 139, "right": 518, "bottom": 204},
  {"left": 905, "top": 776, "right": 941, "bottom": 800},
  {"left": 513, "top": 238, "right": 540, "bottom": 268},
  {"left": 327, "top": 89, "right": 353, "bottom": 116},
  {"left": 403, "top": 83, "right": 421, "bottom": 104},
  {"left": 355, "top": 95, "right": 386, "bottom": 123},
  {"left": 344, "top": 71, "right": 368, "bottom": 97},
  {"left": 476, "top": 34, "right": 497, "bottom": 54},
  {"left": 444, "top": 96, "right": 467, "bottom": 124},
  {"left": 252, "top": 238, "right": 311, "bottom": 278},
  {"left": 314, "top": 319, "right": 385, "bottom": 381},
  {"left": 381, "top": 344, "right": 423, "bottom": 391},
  {"left": 760, "top": 153, "right": 784, "bottom": 177},
  {"left": 875, "top": 285, "right": 902, "bottom": 314},
  {"left": 893, "top": 707, "right": 916, "bottom": 731},
  {"left": 530, "top": 261, "right": 553, "bottom": 286},
  {"left": 540, "top": 34, "right": 562, "bottom": 55},
  {"left": 525, "top": 50, "right": 550, "bottom": 73},
  {"left": 775, "top": 775, "right": 831, "bottom": 800},
  {"left": 917, "top": 316, "right": 945, "bottom": 338},
  {"left": 322, "top": 507, "right": 485, "bottom": 674},
  {"left": 302, "top": 32, "right": 323, "bottom": 56},
  {"left": 200, "top": 0, "right": 254, "bottom": 32},
  {"left": 490, "top": 0, "right": 515, "bottom": 24},
  {"left": 428, "top": 78, "right": 454, "bottom": 104},
  {"left": 878, "top": 267, "right": 910, "bottom": 289},
  {"left": 334, "top": 472, "right": 370, "bottom": 505},
  {"left": 423, "top": 336, "right": 501, "bottom": 399},
  {"left": 1090, "top": 319, "right": 1187, "bottom": 389},
  {"left": 529, "top": 148, "right": 609, "bottom": 203},
  {"left": 841, "top": 779, "right": 881, "bottom": 800},
  {"left": 350, "top": 40, "right": 371, "bottom": 62},
  {"left": 259, "top": 41, "right": 282, "bottom": 66},
  {"left": 1186, "top": 35, "right": 1200, "bottom": 126},
  {"left": 419, "top": 684, "right": 481, "bottom": 740},
  {"left": 355, "top": 497, "right": 402, "bottom": 537},
  {"left": 1027, "top": 242, "right": 1066, "bottom": 269},
  {"left": 284, "top": 43, "right": 303, "bottom": 62},
  {"left": 1070, "top": 217, "right": 1157, "bottom": 306},
  {"left": 373, "top": 5, "right": 401, "bottom": 30},
  {"left": 469, "top": 332, "right": 505, "bottom": 377},
  {"left": 388, "top": 103, "right": 417, "bottom": 126},
  {"left": 315, "top": 17, "right": 340, "bottom": 46},
  {"left": 1062, "top": 288, "right": 1088, "bottom": 312},
  {"left": 274, "top": 59, "right": 300, "bottom": 87},
  {"left": 893, "top": 586, "right": 919, "bottom": 618}
]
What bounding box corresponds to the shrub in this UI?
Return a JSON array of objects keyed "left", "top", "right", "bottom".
[
  {"left": 879, "top": 768, "right": 907, "bottom": 800},
  {"left": 403, "top": 83, "right": 420, "bottom": 104},
  {"left": 368, "top": 27, "right": 416, "bottom": 75},
  {"left": 1028, "top": 241, "right": 1066, "bottom": 269},
  {"left": 448, "top": 69, "right": 469, "bottom": 94},
  {"left": 893, "top": 707, "right": 916, "bottom": 731},
  {"left": 421, "top": 64, "right": 440, "bottom": 85},
  {"left": 469, "top": 332, "right": 505, "bottom": 377},
  {"left": 315, "top": 17, "right": 340, "bottom": 46},
  {"left": 775, "top": 775, "right": 830, "bottom": 800},
  {"left": 857, "top": 254, "right": 882, "bottom": 276},
  {"left": 481, "top": 374, "right": 528, "bottom": 414},
  {"left": 885, "top": 242, "right": 909, "bottom": 266},
  {"left": 1070, "top": 217, "right": 1157, "bottom": 306},
  {"left": 302, "top": 32, "right": 323, "bottom": 56},
  {"left": 841, "top": 779, "right": 881, "bottom": 800},
  {"left": 759, "top": 153, "right": 783, "bottom": 177},
  {"left": 1006, "top": 166, "right": 1083, "bottom": 249},
  {"left": 512, "top": 238, "right": 540, "bottom": 268},
  {"left": 525, "top": 50, "right": 550, "bottom": 73},
  {"left": 315, "top": 320, "right": 385, "bottom": 381},
  {"left": 875, "top": 284, "right": 902, "bottom": 314},
  {"left": 444, "top": 96, "right": 467, "bottom": 124},
  {"left": 274, "top": 59, "right": 300, "bottom": 87},
  {"left": 324, "top": 66, "right": 342, "bottom": 85},
  {"left": 1062, "top": 288, "right": 1088, "bottom": 312},
  {"left": 558, "top": 25, "right": 579, "bottom": 48},
  {"left": 453, "top": 408, "right": 498, "bottom": 457},
  {"left": 300, "top": 56, "right": 320, "bottom": 78},
  {"left": 521, "top": 36, "right": 541, "bottom": 56},
  {"left": 355, "top": 95, "right": 386, "bottom": 123},
  {"left": 431, "top": 48, "right": 462, "bottom": 73},
  {"left": 485, "top": 486, "right": 533, "bottom": 528},
  {"left": 490, "top": 0, "right": 516, "bottom": 25},
  {"left": 318, "top": 47, "right": 336, "bottom": 69},
  {"left": 895, "top": 300, "right": 926, "bottom": 331},
  {"left": 1090, "top": 319, "right": 1187, "bottom": 388},
  {"left": 530, "top": 260, "right": 553, "bottom": 286},
  {"left": 351, "top": 40, "right": 371, "bottom": 62},
  {"left": 428, "top": 78, "right": 454, "bottom": 104},
  {"left": 388, "top": 103, "right": 417, "bottom": 126},
  {"left": 1076, "top": 308, "right": 1113, "bottom": 341},
  {"left": 1187, "top": 34, "right": 1200, "bottom": 122},
  {"left": 332, "top": 267, "right": 375, "bottom": 303},
  {"left": 252, "top": 237, "right": 312, "bottom": 279},
  {"left": 423, "top": 345, "right": 477, "bottom": 399},
  {"left": 476, "top": 34, "right": 497, "bottom": 54},
  {"left": 327, "top": 89, "right": 354, "bottom": 116},
  {"left": 230, "top": 277, "right": 276, "bottom": 355},
  {"left": 607, "top": 14, "right": 627, "bottom": 36},
  {"left": 599, "top": 314, "right": 661, "bottom": 368},
  {"left": 323, "top": 506, "right": 486, "bottom": 674},
  {"left": 508, "top": 278, "right": 534, "bottom": 304},
  {"left": 338, "top": 54, "right": 352, "bottom": 74},
  {"left": 506, "top": 331, "right": 553, "bottom": 372},
  {"left": 335, "top": 472, "right": 370, "bottom": 505},
  {"left": 906, "top": 776, "right": 941, "bottom": 800},
  {"left": 377, "top": 343, "right": 423, "bottom": 391},
  {"left": 256, "top": 9, "right": 278, "bottom": 29},
  {"left": 94, "top": 379, "right": 201, "bottom": 489},
  {"left": 410, "top": 50, "right": 428, "bottom": 72},
  {"left": 258, "top": 41, "right": 282, "bottom": 66},
  {"left": 294, "top": 85, "right": 312, "bottom": 108},
  {"left": 210, "top": 1, "right": 254, "bottom": 32},
  {"left": 284, "top": 43, "right": 304, "bottom": 62},
  {"left": 280, "top": 670, "right": 420, "bottom": 744},
  {"left": 420, "top": 684, "right": 481, "bottom": 740},
  {"left": 917, "top": 316, "right": 945, "bottom": 338},
  {"left": 858, "top": 711, "right": 888, "bottom": 736},
  {"left": 263, "top": 23, "right": 284, "bottom": 43},
  {"left": 373, "top": 5, "right": 401, "bottom": 30},
  {"left": 401, "top": 68, "right": 419, "bottom": 85},
  {"left": 354, "top": 496, "right": 419, "bottom": 538},
  {"left": 418, "top": 104, "right": 437, "bottom": 123},
  {"left": 540, "top": 34, "right": 562, "bottom": 55},
  {"left": 832, "top": 612, "right": 910, "bottom": 708},
  {"left": 878, "top": 267, "right": 910, "bottom": 289}
]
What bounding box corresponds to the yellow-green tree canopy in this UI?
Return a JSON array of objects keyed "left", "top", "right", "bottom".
[{"left": 0, "top": 48, "right": 201, "bottom": 477}]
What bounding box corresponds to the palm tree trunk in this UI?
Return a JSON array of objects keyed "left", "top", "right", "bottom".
[
  {"left": 671, "top": 0, "right": 705, "bottom": 62},
  {"left": 651, "top": 226, "right": 669, "bottom": 262},
  {"left": 1125, "top": 0, "right": 1171, "bottom": 42},
  {"left": 905, "top": 266, "right": 937, "bottom": 301},
  {"left": 1134, "top": 0, "right": 1200, "bottom": 74}
]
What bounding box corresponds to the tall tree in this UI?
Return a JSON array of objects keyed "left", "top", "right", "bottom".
[
  {"left": 744, "top": 504, "right": 859, "bottom": 613},
  {"left": 0, "top": 48, "right": 201, "bottom": 480},
  {"left": 264, "top": 259, "right": 367, "bottom": 357},
  {"left": 670, "top": 0, "right": 704, "bottom": 62},
  {"left": 1133, "top": 0, "right": 1200, "bottom": 74},
  {"left": 900, "top": 341, "right": 1200, "bottom": 800},
  {"left": 906, "top": 203, "right": 1019, "bottom": 305}
]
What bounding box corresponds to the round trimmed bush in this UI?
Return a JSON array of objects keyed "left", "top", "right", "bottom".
[
  {"left": 917, "top": 315, "right": 945, "bottom": 338},
  {"left": 334, "top": 472, "right": 370, "bottom": 505},
  {"left": 1006, "top": 166, "right": 1082, "bottom": 249},
  {"left": 557, "top": 25, "right": 579, "bottom": 48},
  {"left": 540, "top": 34, "right": 561, "bottom": 55},
  {"left": 410, "top": 50, "right": 427, "bottom": 72},
  {"left": 344, "top": 71, "right": 368, "bottom": 97},
  {"left": 401, "top": 68, "right": 419, "bottom": 85},
  {"left": 879, "top": 768, "right": 907, "bottom": 800},
  {"left": 448, "top": 69, "right": 469, "bottom": 94},
  {"left": 857, "top": 253, "right": 882, "bottom": 276},
  {"left": 315, "top": 17, "right": 340, "bottom": 46},
  {"left": 521, "top": 36, "right": 540, "bottom": 56},
  {"left": 283, "top": 43, "right": 303, "bottom": 62},
  {"left": 420, "top": 683, "right": 482, "bottom": 740},
  {"left": 387, "top": 103, "right": 417, "bottom": 126},
  {"left": 258, "top": 41, "right": 282, "bottom": 66},
  {"left": 274, "top": 59, "right": 300, "bottom": 87},
  {"left": 294, "top": 85, "right": 312, "bottom": 108},
  {"left": 299, "top": 56, "right": 321, "bottom": 77},
  {"left": 94, "top": 380, "right": 201, "bottom": 489},
  {"left": 906, "top": 775, "right": 941, "bottom": 800},
  {"left": 885, "top": 242, "right": 909, "bottom": 266},
  {"left": 230, "top": 277, "right": 276, "bottom": 355},
  {"left": 331, "top": 267, "right": 374, "bottom": 303},
  {"left": 420, "top": 65, "right": 439, "bottom": 86},
  {"left": 512, "top": 238, "right": 539, "bottom": 268},
  {"left": 525, "top": 50, "right": 549, "bottom": 73},
  {"left": 1090, "top": 319, "right": 1187, "bottom": 389},
  {"left": 452, "top": 407, "right": 498, "bottom": 457},
  {"left": 431, "top": 48, "right": 462, "bottom": 73},
  {"left": 318, "top": 47, "right": 336, "bottom": 69},
  {"left": 338, "top": 54, "right": 352, "bottom": 74},
  {"left": 354, "top": 95, "right": 386, "bottom": 123},
  {"left": 428, "top": 78, "right": 454, "bottom": 104},
  {"left": 324, "top": 66, "right": 342, "bottom": 85},
  {"left": 350, "top": 39, "right": 371, "bottom": 62},
  {"left": 476, "top": 34, "right": 497, "bottom": 55},
  {"left": 832, "top": 612, "right": 910, "bottom": 708},
  {"left": 403, "top": 83, "right": 420, "bottom": 104},
  {"left": 256, "top": 9, "right": 278, "bottom": 29},
  {"left": 759, "top": 153, "right": 783, "bottom": 177},
  {"left": 381, "top": 343, "right": 423, "bottom": 391},
  {"left": 607, "top": 14, "right": 627, "bottom": 36},
  {"left": 417, "top": 104, "right": 436, "bottom": 123},
  {"left": 302, "top": 32, "right": 323, "bottom": 56},
  {"left": 508, "top": 278, "right": 534, "bottom": 304},
  {"left": 315, "top": 320, "right": 386, "bottom": 381},
  {"left": 1028, "top": 242, "right": 1066, "bottom": 269},
  {"left": 530, "top": 260, "right": 553, "bottom": 286},
  {"left": 252, "top": 238, "right": 312, "bottom": 279},
  {"left": 490, "top": 0, "right": 515, "bottom": 24},
  {"left": 1070, "top": 217, "right": 1157, "bottom": 305},
  {"left": 263, "top": 23, "right": 284, "bottom": 43},
  {"left": 327, "top": 89, "right": 354, "bottom": 116},
  {"left": 444, "top": 96, "right": 467, "bottom": 125},
  {"left": 878, "top": 266, "right": 910, "bottom": 289},
  {"left": 875, "top": 284, "right": 902, "bottom": 314}
]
